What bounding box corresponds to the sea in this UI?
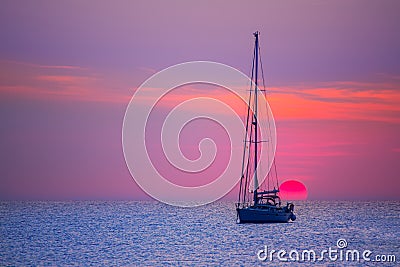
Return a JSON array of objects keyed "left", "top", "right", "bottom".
[{"left": 1, "top": 201, "right": 399, "bottom": 266}]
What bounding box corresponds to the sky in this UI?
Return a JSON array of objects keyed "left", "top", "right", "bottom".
[{"left": 0, "top": 0, "right": 399, "bottom": 200}]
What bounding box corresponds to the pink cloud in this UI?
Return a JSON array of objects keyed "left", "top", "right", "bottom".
[
  {"left": 0, "top": 60, "right": 130, "bottom": 103},
  {"left": 267, "top": 80, "right": 400, "bottom": 123}
]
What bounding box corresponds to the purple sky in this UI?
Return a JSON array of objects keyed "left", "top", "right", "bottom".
[{"left": 1, "top": 1, "right": 399, "bottom": 200}]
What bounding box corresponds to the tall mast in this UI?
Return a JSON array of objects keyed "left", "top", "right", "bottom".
[{"left": 253, "top": 31, "right": 259, "bottom": 204}]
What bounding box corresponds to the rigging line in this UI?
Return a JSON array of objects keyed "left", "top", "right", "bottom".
[
  {"left": 243, "top": 39, "right": 258, "bottom": 203},
  {"left": 243, "top": 112, "right": 253, "bottom": 201},
  {"left": 247, "top": 153, "right": 254, "bottom": 204},
  {"left": 259, "top": 44, "right": 267, "bottom": 90},
  {"left": 243, "top": 102, "right": 253, "bottom": 203},
  {"left": 259, "top": 40, "right": 280, "bottom": 191},
  {"left": 243, "top": 105, "right": 255, "bottom": 202},
  {"left": 238, "top": 45, "right": 256, "bottom": 205},
  {"left": 259, "top": 161, "right": 265, "bottom": 192},
  {"left": 267, "top": 164, "right": 270, "bottom": 191},
  {"left": 274, "top": 160, "right": 279, "bottom": 189},
  {"left": 258, "top": 43, "right": 269, "bottom": 190},
  {"left": 253, "top": 32, "right": 259, "bottom": 202}
]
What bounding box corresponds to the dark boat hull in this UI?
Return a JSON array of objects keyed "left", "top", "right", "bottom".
[{"left": 237, "top": 206, "right": 295, "bottom": 223}]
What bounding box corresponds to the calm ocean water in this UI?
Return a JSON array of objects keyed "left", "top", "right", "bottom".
[{"left": 1, "top": 201, "right": 399, "bottom": 266}]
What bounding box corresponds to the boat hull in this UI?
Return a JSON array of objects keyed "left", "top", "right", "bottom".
[{"left": 237, "top": 207, "right": 294, "bottom": 223}]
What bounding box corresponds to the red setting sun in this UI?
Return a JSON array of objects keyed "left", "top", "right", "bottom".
[{"left": 279, "top": 180, "right": 308, "bottom": 200}]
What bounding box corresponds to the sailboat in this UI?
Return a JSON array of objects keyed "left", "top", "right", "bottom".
[{"left": 236, "top": 31, "right": 296, "bottom": 223}]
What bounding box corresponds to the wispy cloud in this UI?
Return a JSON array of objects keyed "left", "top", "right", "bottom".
[
  {"left": 0, "top": 59, "right": 85, "bottom": 70},
  {"left": 0, "top": 60, "right": 130, "bottom": 103},
  {"left": 267, "top": 80, "right": 400, "bottom": 123},
  {"left": 36, "top": 75, "right": 95, "bottom": 84}
]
